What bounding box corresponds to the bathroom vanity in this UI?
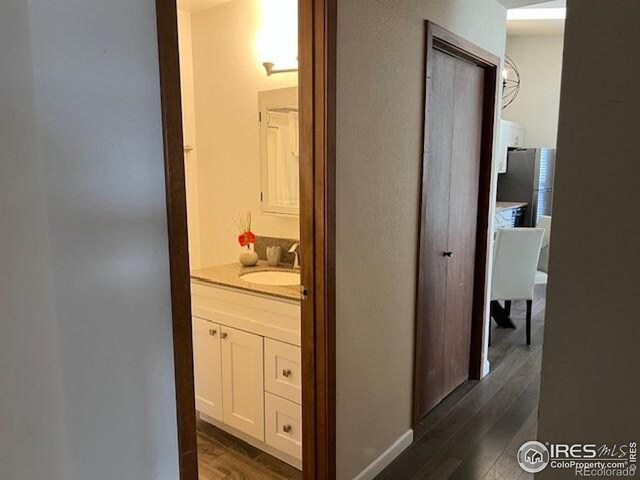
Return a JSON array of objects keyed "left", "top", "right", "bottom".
[{"left": 190, "top": 262, "right": 302, "bottom": 469}]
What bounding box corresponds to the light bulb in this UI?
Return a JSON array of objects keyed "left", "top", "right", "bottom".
[{"left": 257, "top": 0, "right": 298, "bottom": 73}]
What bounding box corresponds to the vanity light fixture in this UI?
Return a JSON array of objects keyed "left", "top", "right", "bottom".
[
  {"left": 257, "top": 0, "right": 298, "bottom": 76},
  {"left": 262, "top": 61, "right": 298, "bottom": 76}
]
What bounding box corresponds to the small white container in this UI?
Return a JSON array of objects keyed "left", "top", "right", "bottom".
[{"left": 266, "top": 246, "right": 282, "bottom": 266}]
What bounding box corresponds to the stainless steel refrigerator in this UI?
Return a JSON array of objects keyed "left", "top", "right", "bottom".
[{"left": 497, "top": 147, "right": 556, "bottom": 227}]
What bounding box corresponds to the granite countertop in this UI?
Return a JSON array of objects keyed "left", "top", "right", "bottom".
[
  {"left": 191, "top": 261, "right": 301, "bottom": 302},
  {"left": 496, "top": 201, "right": 528, "bottom": 211}
]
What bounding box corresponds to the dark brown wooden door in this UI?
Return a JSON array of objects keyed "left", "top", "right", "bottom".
[{"left": 416, "top": 48, "right": 484, "bottom": 418}]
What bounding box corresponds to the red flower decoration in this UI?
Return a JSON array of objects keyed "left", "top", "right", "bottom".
[{"left": 238, "top": 231, "right": 256, "bottom": 247}]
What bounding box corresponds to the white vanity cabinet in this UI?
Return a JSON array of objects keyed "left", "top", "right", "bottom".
[{"left": 191, "top": 279, "right": 302, "bottom": 468}]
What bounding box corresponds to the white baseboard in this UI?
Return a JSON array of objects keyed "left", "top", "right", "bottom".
[
  {"left": 483, "top": 358, "right": 491, "bottom": 378},
  {"left": 352, "top": 429, "right": 413, "bottom": 480}
]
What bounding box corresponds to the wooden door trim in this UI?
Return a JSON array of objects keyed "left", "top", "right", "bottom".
[
  {"left": 300, "top": 0, "right": 337, "bottom": 478},
  {"left": 413, "top": 21, "right": 499, "bottom": 424},
  {"left": 154, "top": 0, "right": 337, "bottom": 479}
]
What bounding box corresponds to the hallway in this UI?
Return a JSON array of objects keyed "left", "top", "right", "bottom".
[{"left": 377, "top": 287, "right": 546, "bottom": 480}]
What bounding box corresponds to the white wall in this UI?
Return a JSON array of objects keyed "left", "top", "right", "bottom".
[
  {"left": 502, "top": 34, "right": 564, "bottom": 147},
  {"left": 189, "top": 0, "right": 299, "bottom": 268},
  {"left": 335, "top": 1, "right": 507, "bottom": 478},
  {"left": 0, "top": 1, "right": 179, "bottom": 479},
  {"left": 178, "top": 10, "right": 203, "bottom": 269},
  {"left": 537, "top": 0, "right": 640, "bottom": 476}
]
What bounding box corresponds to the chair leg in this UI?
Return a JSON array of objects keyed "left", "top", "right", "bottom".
[
  {"left": 526, "top": 299, "right": 532, "bottom": 346},
  {"left": 505, "top": 300, "right": 512, "bottom": 318}
]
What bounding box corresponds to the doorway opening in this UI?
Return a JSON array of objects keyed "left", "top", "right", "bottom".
[
  {"left": 489, "top": 1, "right": 565, "bottom": 365},
  {"left": 154, "top": 1, "right": 336, "bottom": 479}
]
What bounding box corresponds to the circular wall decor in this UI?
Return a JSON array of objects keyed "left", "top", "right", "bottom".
[{"left": 502, "top": 55, "right": 521, "bottom": 110}]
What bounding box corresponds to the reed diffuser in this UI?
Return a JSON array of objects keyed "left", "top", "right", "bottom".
[{"left": 234, "top": 211, "right": 258, "bottom": 266}]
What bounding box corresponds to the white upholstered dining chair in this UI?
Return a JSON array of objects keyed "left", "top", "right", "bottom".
[
  {"left": 491, "top": 228, "right": 544, "bottom": 345},
  {"left": 535, "top": 215, "right": 552, "bottom": 285}
]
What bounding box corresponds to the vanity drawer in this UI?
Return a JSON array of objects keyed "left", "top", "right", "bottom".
[
  {"left": 265, "top": 392, "right": 302, "bottom": 461},
  {"left": 264, "top": 339, "right": 301, "bottom": 404}
]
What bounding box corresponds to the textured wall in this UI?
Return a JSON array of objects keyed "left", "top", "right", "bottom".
[{"left": 0, "top": 1, "right": 180, "bottom": 479}]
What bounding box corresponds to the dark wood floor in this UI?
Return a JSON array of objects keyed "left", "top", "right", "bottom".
[
  {"left": 196, "top": 419, "right": 302, "bottom": 480},
  {"left": 376, "top": 286, "right": 546, "bottom": 480}
]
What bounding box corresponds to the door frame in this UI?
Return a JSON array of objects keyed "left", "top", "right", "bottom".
[
  {"left": 413, "top": 22, "right": 499, "bottom": 424},
  {"left": 154, "top": 1, "right": 336, "bottom": 479}
]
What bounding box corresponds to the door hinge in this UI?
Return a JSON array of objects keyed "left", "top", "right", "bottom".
[
  {"left": 258, "top": 111, "right": 262, "bottom": 122},
  {"left": 300, "top": 285, "right": 308, "bottom": 300}
]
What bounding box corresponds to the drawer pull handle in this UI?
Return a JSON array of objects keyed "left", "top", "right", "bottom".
[
  {"left": 282, "top": 369, "right": 292, "bottom": 378},
  {"left": 282, "top": 425, "right": 292, "bottom": 434},
  {"left": 221, "top": 332, "right": 228, "bottom": 339},
  {"left": 208, "top": 329, "right": 217, "bottom": 336}
]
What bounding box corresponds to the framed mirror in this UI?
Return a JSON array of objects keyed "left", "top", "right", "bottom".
[{"left": 258, "top": 87, "right": 299, "bottom": 216}]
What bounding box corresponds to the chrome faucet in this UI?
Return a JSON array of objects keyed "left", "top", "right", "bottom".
[{"left": 288, "top": 242, "right": 301, "bottom": 269}]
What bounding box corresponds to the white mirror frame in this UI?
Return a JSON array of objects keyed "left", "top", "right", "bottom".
[{"left": 258, "top": 87, "right": 299, "bottom": 216}]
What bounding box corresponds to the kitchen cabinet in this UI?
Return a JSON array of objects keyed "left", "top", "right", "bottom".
[
  {"left": 498, "top": 120, "right": 524, "bottom": 174},
  {"left": 193, "top": 317, "right": 223, "bottom": 421},
  {"left": 220, "top": 325, "right": 265, "bottom": 441}
]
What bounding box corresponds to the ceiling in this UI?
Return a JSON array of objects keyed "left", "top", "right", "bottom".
[{"left": 177, "top": 0, "right": 232, "bottom": 13}]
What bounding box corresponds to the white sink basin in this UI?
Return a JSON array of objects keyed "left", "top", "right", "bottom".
[{"left": 241, "top": 270, "right": 300, "bottom": 286}]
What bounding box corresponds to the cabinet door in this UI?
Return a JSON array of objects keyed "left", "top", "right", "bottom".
[
  {"left": 193, "top": 317, "right": 223, "bottom": 421},
  {"left": 221, "top": 326, "right": 265, "bottom": 441}
]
